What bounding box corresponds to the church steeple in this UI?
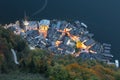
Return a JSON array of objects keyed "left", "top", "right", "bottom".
[
  {"left": 24, "top": 11, "right": 27, "bottom": 21},
  {"left": 23, "top": 11, "right": 29, "bottom": 31}
]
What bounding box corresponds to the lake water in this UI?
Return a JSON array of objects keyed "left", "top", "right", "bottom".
[{"left": 0, "top": 0, "right": 120, "bottom": 60}]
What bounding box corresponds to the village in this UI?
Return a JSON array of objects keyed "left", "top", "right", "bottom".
[{"left": 3, "top": 19, "right": 119, "bottom": 68}]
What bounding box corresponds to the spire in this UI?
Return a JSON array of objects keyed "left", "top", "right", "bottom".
[
  {"left": 23, "top": 11, "right": 29, "bottom": 31},
  {"left": 24, "top": 11, "right": 27, "bottom": 21}
]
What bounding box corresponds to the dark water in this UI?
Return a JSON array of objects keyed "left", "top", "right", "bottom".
[{"left": 0, "top": 0, "right": 120, "bottom": 60}]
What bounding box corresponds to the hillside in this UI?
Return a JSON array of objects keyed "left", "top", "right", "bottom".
[{"left": 0, "top": 26, "right": 120, "bottom": 80}]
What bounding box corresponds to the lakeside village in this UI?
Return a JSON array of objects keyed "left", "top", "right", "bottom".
[{"left": 3, "top": 19, "right": 119, "bottom": 68}]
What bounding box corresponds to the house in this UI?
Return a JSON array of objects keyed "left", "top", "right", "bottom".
[
  {"left": 23, "top": 21, "right": 39, "bottom": 31},
  {"left": 38, "top": 19, "right": 50, "bottom": 38}
]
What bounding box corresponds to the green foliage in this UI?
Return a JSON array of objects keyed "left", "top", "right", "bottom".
[
  {"left": 21, "top": 49, "right": 120, "bottom": 80},
  {"left": 0, "top": 26, "right": 28, "bottom": 73},
  {"left": 47, "top": 64, "right": 69, "bottom": 80},
  {"left": 114, "top": 70, "right": 120, "bottom": 80}
]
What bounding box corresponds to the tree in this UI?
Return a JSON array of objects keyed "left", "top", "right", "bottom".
[{"left": 47, "top": 64, "right": 69, "bottom": 80}]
